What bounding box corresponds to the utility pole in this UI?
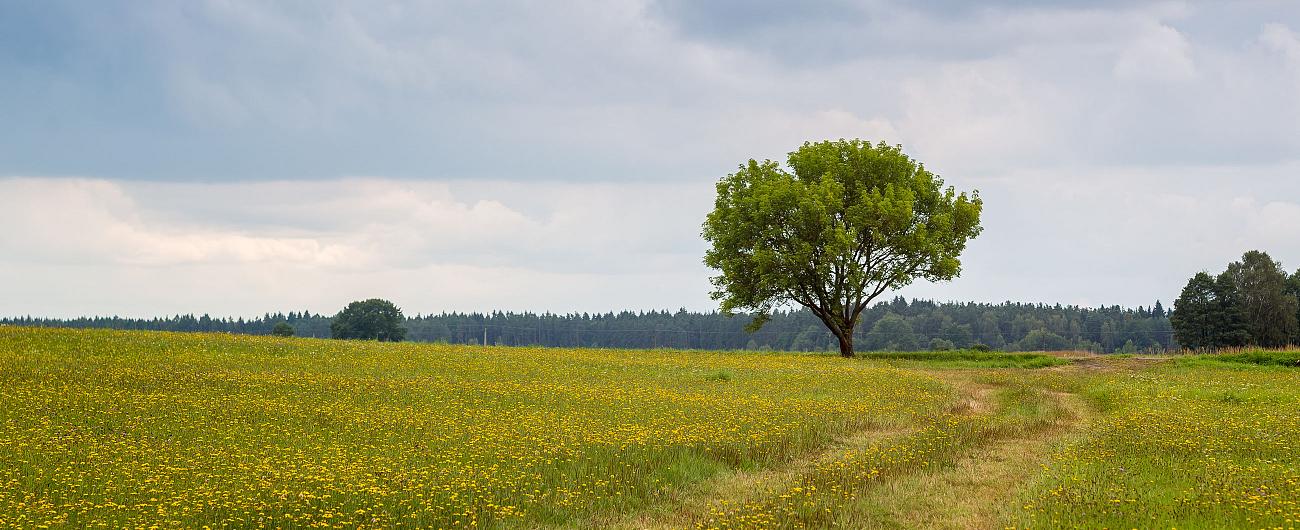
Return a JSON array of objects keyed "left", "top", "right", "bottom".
[{"left": 483, "top": 326, "right": 487, "bottom": 347}]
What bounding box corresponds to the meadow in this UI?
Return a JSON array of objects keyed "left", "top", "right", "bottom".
[{"left": 0, "top": 327, "right": 1297, "bottom": 529}]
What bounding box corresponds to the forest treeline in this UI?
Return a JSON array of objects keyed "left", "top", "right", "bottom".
[{"left": 2, "top": 297, "right": 1175, "bottom": 353}]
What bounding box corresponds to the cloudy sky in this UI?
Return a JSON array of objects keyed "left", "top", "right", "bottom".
[{"left": 2, "top": 0, "right": 1299, "bottom": 318}]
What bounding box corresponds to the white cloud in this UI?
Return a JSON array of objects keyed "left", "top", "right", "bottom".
[
  {"left": 896, "top": 61, "right": 1068, "bottom": 174},
  {"left": 0, "top": 177, "right": 716, "bottom": 316},
  {"left": 1260, "top": 23, "right": 1300, "bottom": 67},
  {"left": 1114, "top": 23, "right": 1197, "bottom": 81},
  {"left": 0, "top": 178, "right": 363, "bottom": 267},
  {"left": 5, "top": 163, "right": 1300, "bottom": 318}
]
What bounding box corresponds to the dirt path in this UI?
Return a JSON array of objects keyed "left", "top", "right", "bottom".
[
  {"left": 854, "top": 388, "right": 1091, "bottom": 529},
  {"left": 576, "top": 425, "right": 926, "bottom": 530},
  {"left": 568, "top": 369, "right": 1095, "bottom": 529}
]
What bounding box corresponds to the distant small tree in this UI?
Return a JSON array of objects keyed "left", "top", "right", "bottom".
[
  {"left": 330, "top": 299, "right": 407, "bottom": 342},
  {"left": 929, "top": 338, "right": 955, "bottom": 351},
  {"left": 271, "top": 322, "right": 295, "bottom": 337}
]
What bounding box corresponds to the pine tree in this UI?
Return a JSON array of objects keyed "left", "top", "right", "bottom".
[
  {"left": 1171, "top": 273, "right": 1216, "bottom": 351},
  {"left": 1213, "top": 272, "right": 1251, "bottom": 348},
  {"left": 1286, "top": 270, "right": 1300, "bottom": 345}
]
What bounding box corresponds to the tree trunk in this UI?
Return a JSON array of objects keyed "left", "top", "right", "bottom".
[{"left": 836, "top": 331, "right": 854, "bottom": 358}]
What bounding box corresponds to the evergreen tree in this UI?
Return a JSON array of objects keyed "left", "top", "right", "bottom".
[
  {"left": 1212, "top": 272, "right": 1252, "bottom": 348},
  {"left": 1171, "top": 273, "right": 1217, "bottom": 350},
  {"left": 1286, "top": 270, "right": 1300, "bottom": 344}
]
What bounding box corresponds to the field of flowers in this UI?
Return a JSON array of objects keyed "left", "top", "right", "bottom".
[
  {"left": 0, "top": 327, "right": 953, "bottom": 528},
  {"left": 3, "top": 326, "right": 1298, "bottom": 529},
  {"left": 1011, "top": 362, "right": 1300, "bottom": 529}
]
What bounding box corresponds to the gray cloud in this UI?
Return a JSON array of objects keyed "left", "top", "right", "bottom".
[{"left": 2, "top": 1, "right": 1300, "bottom": 316}]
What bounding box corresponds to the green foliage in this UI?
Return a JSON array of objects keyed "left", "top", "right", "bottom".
[
  {"left": 1288, "top": 270, "right": 1300, "bottom": 344},
  {"left": 1212, "top": 271, "right": 1253, "bottom": 347},
  {"left": 704, "top": 369, "right": 734, "bottom": 382},
  {"left": 1173, "top": 251, "right": 1298, "bottom": 350},
  {"left": 1225, "top": 251, "right": 1298, "bottom": 347},
  {"left": 270, "top": 322, "right": 294, "bottom": 337},
  {"left": 330, "top": 298, "right": 407, "bottom": 342},
  {"left": 1016, "top": 329, "right": 1071, "bottom": 351},
  {"left": 1170, "top": 272, "right": 1217, "bottom": 350},
  {"left": 864, "top": 312, "right": 919, "bottom": 351},
  {"left": 2, "top": 298, "right": 1177, "bottom": 354},
  {"left": 703, "top": 139, "right": 982, "bottom": 357}
]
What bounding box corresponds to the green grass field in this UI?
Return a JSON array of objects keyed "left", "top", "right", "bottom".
[{"left": 1, "top": 327, "right": 1297, "bottom": 529}]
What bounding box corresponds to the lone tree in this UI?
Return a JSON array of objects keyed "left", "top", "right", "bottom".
[
  {"left": 703, "top": 139, "right": 983, "bottom": 357},
  {"left": 330, "top": 299, "right": 407, "bottom": 342}
]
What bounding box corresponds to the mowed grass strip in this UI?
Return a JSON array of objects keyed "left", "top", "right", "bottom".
[
  {"left": 0, "top": 327, "right": 953, "bottom": 529},
  {"left": 1176, "top": 348, "right": 1300, "bottom": 368},
  {"left": 856, "top": 350, "right": 1070, "bottom": 369}
]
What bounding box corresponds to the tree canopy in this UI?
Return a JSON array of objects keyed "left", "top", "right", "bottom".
[
  {"left": 1226, "top": 251, "right": 1298, "bottom": 347},
  {"left": 1172, "top": 251, "right": 1298, "bottom": 350},
  {"left": 271, "top": 322, "right": 295, "bottom": 337},
  {"left": 703, "top": 139, "right": 983, "bottom": 357},
  {"left": 330, "top": 299, "right": 407, "bottom": 342}
]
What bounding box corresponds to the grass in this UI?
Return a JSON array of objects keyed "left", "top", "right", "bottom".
[
  {"left": 855, "top": 349, "right": 1071, "bottom": 369},
  {"left": 1176, "top": 349, "right": 1300, "bottom": 368},
  {"left": 0, "top": 326, "right": 1297, "bottom": 528},
  {"left": 1008, "top": 364, "right": 1300, "bottom": 529},
  {"left": 0, "top": 327, "right": 951, "bottom": 528}
]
